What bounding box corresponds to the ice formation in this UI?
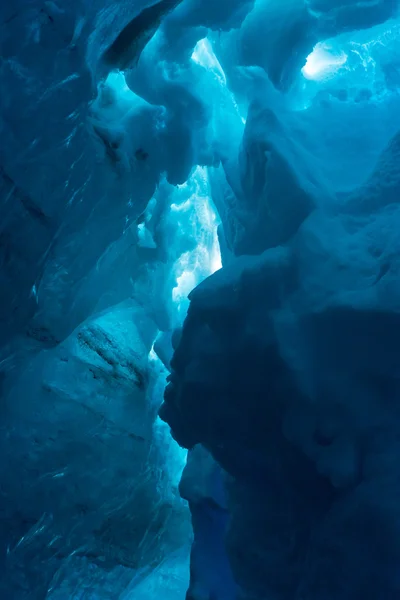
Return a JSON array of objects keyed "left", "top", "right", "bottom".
[{"left": 1, "top": 0, "right": 400, "bottom": 599}]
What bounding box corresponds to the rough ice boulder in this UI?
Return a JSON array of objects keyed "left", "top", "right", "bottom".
[
  {"left": 160, "top": 122, "right": 400, "bottom": 598},
  {"left": 161, "top": 251, "right": 400, "bottom": 597},
  {"left": 160, "top": 248, "right": 335, "bottom": 598},
  {"left": 44, "top": 301, "right": 151, "bottom": 399},
  {"left": 0, "top": 300, "right": 189, "bottom": 597},
  {"left": 159, "top": 245, "right": 296, "bottom": 453}
]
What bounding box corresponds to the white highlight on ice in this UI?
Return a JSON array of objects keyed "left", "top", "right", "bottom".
[
  {"left": 302, "top": 43, "right": 348, "bottom": 80},
  {"left": 191, "top": 38, "right": 226, "bottom": 85},
  {"left": 191, "top": 38, "right": 246, "bottom": 124},
  {"left": 149, "top": 344, "right": 158, "bottom": 362},
  {"left": 172, "top": 166, "right": 222, "bottom": 313}
]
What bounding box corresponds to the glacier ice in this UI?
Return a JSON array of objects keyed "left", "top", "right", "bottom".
[{"left": 2, "top": 0, "right": 400, "bottom": 599}]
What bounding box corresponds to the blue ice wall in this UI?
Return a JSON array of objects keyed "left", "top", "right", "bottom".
[{"left": 1, "top": 0, "right": 400, "bottom": 599}]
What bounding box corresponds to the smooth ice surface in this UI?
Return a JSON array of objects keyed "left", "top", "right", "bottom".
[{"left": 2, "top": 0, "right": 400, "bottom": 599}]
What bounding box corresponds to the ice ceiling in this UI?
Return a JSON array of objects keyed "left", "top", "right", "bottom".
[{"left": 1, "top": 0, "right": 400, "bottom": 599}]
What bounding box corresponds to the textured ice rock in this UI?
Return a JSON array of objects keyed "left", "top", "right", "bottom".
[
  {"left": 0, "top": 300, "right": 190, "bottom": 597},
  {"left": 160, "top": 122, "right": 400, "bottom": 597}
]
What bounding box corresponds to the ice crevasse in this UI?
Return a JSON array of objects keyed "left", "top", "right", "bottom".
[{"left": 1, "top": 0, "right": 400, "bottom": 599}]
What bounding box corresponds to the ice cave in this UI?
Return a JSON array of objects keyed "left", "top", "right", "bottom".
[{"left": 1, "top": 0, "right": 400, "bottom": 598}]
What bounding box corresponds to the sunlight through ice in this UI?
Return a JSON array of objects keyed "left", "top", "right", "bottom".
[
  {"left": 172, "top": 166, "right": 222, "bottom": 316},
  {"left": 191, "top": 37, "right": 246, "bottom": 124},
  {"left": 302, "top": 43, "right": 348, "bottom": 80},
  {"left": 191, "top": 38, "right": 226, "bottom": 85}
]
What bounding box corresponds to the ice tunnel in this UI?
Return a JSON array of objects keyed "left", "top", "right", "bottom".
[{"left": 1, "top": 0, "right": 400, "bottom": 599}]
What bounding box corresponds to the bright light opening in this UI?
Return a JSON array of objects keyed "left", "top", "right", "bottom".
[
  {"left": 302, "top": 44, "right": 348, "bottom": 80},
  {"left": 171, "top": 167, "right": 222, "bottom": 319},
  {"left": 191, "top": 38, "right": 226, "bottom": 85}
]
